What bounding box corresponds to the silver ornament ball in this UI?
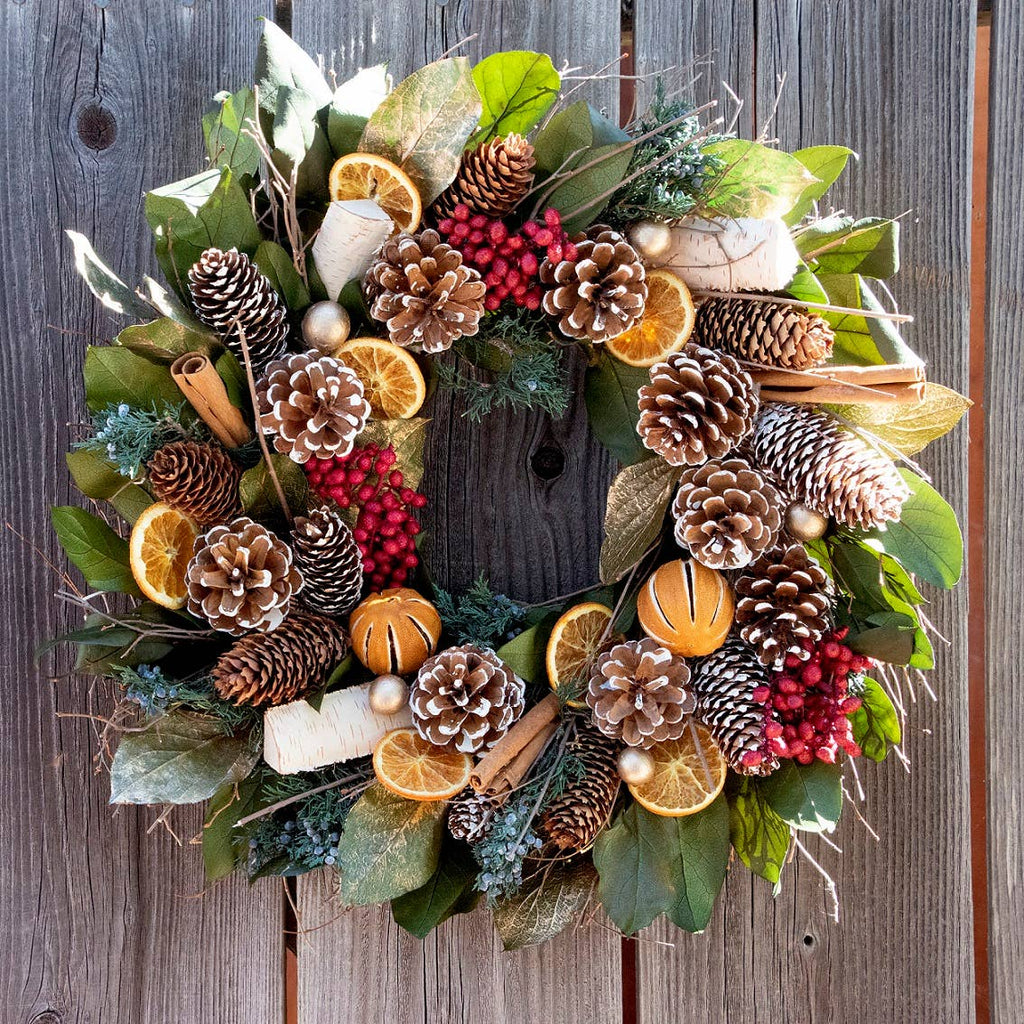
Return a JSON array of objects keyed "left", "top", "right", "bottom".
[
  {"left": 617, "top": 746, "right": 656, "bottom": 785},
  {"left": 627, "top": 220, "right": 673, "bottom": 261},
  {"left": 368, "top": 673, "right": 410, "bottom": 715},
  {"left": 301, "top": 301, "right": 351, "bottom": 354},
  {"left": 785, "top": 502, "right": 829, "bottom": 542}
]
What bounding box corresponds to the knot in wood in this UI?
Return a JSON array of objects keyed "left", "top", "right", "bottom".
[
  {"left": 530, "top": 443, "right": 565, "bottom": 480},
  {"left": 77, "top": 104, "right": 117, "bottom": 151}
]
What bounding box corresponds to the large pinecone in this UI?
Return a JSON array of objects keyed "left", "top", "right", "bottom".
[
  {"left": 186, "top": 516, "right": 303, "bottom": 635},
  {"left": 672, "top": 456, "right": 783, "bottom": 570},
  {"left": 257, "top": 352, "right": 370, "bottom": 464},
  {"left": 735, "top": 543, "right": 832, "bottom": 668},
  {"left": 540, "top": 226, "right": 648, "bottom": 342},
  {"left": 290, "top": 506, "right": 364, "bottom": 617},
  {"left": 147, "top": 440, "right": 241, "bottom": 525},
  {"left": 363, "top": 230, "right": 486, "bottom": 353},
  {"left": 694, "top": 297, "right": 833, "bottom": 370},
  {"left": 691, "top": 640, "right": 779, "bottom": 776},
  {"left": 750, "top": 403, "right": 910, "bottom": 530},
  {"left": 188, "top": 248, "right": 289, "bottom": 372},
  {"left": 539, "top": 725, "right": 620, "bottom": 852},
  {"left": 212, "top": 611, "right": 349, "bottom": 707},
  {"left": 587, "top": 638, "right": 694, "bottom": 749},
  {"left": 410, "top": 644, "right": 526, "bottom": 754},
  {"left": 432, "top": 134, "right": 536, "bottom": 220},
  {"left": 637, "top": 344, "right": 759, "bottom": 466},
  {"left": 447, "top": 789, "right": 500, "bottom": 843}
]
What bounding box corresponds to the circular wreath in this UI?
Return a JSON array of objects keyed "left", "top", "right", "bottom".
[{"left": 53, "top": 26, "right": 966, "bottom": 948}]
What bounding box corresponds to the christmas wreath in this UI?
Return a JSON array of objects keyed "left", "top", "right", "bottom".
[{"left": 51, "top": 24, "right": 968, "bottom": 948}]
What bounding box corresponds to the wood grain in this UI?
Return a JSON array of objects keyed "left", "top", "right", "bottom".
[
  {"left": 0, "top": 3, "right": 284, "bottom": 1022},
  {"left": 633, "top": 2, "right": 976, "bottom": 1022}
]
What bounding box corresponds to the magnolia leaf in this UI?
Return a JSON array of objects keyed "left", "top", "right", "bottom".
[
  {"left": 110, "top": 712, "right": 257, "bottom": 805},
  {"left": 254, "top": 240, "right": 311, "bottom": 311},
  {"left": 137, "top": 276, "right": 210, "bottom": 331},
  {"left": 65, "top": 450, "right": 153, "bottom": 524},
  {"left": 202, "top": 87, "right": 260, "bottom": 180},
  {"left": 783, "top": 262, "right": 830, "bottom": 305},
  {"left": 83, "top": 345, "right": 185, "bottom": 413},
  {"left": 703, "top": 139, "right": 818, "bottom": 219},
  {"left": 729, "top": 777, "right": 791, "bottom": 885},
  {"left": 203, "top": 775, "right": 268, "bottom": 879},
  {"left": 336, "top": 784, "right": 445, "bottom": 905},
  {"left": 850, "top": 677, "right": 902, "bottom": 761},
  {"left": 799, "top": 215, "right": 899, "bottom": 279},
  {"left": 584, "top": 355, "right": 650, "bottom": 465},
  {"left": 358, "top": 417, "right": 429, "bottom": 489},
  {"left": 494, "top": 624, "right": 546, "bottom": 685},
  {"left": 55, "top": 608, "right": 173, "bottom": 675},
  {"left": 51, "top": 506, "right": 139, "bottom": 594},
  {"left": 784, "top": 145, "right": 855, "bottom": 225},
  {"left": 239, "top": 456, "right": 310, "bottom": 522},
  {"left": 493, "top": 862, "right": 596, "bottom": 950},
  {"left": 391, "top": 841, "right": 478, "bottom": 939},
  {"left": 470, "top": 51, "right": 560, "bottom": 145},
  {"left": 816, "top": 273, "right": 918, "bottom": 366},
  {"left": 116, "top": 317, "right": 217, "bottom": 364},
  {"left": 599, "top": 458, "right": 680, "bottom": 583},
  {"left": 758, "top": 760, "right": 842, "bottom": 834},
  {"left": 328, "top": 66, "right": 391, "bottom": 155},
  {"left": 66, "top": 231, "right": 154, "bottom": 320},
  {"left": 359, "top": 58, "right": 482, "bottom": 204},
  {"left": 665, "top": 795, "right": 730, "bottom": 933},
  {"left": 271, "top": 84, "right": 333, "bottom": 201},
  {"left": 254, "top": 18, "right": 332, "bottom": 114}
]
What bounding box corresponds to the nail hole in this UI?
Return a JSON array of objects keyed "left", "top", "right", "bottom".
[
  {"left": 77, "top": 104, "right": 117, "bottom": 151},
  {"left": 530, "top": 443, "right": 565, "bottom": 480}
]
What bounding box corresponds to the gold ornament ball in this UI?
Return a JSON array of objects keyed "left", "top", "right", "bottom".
[
  {"left": 617, "top": 746, "right": 656, "bottom": 785},
  {"left": 301, "top": 301, "right": 351, "bottom": 354},
  {"left": 627, "top": 220, "right": 673, "bottom": 261},
  {"left": 785, "top": 502, "right": 829, "bottom": 542},
  {"left": 368, "top": 674, "right": 410, "bottom": 715}
]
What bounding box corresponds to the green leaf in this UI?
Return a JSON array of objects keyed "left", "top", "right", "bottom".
[
  {"left": 336, "top": 784, "right": 446, "bottom": 905},
  {"left": 359, "top": 57, "right": 482, "bottom": 204},
  {"left": 758, "top": 760, "right": 842, "bottom": 834},
  {"left": 703, "top": 139, "right": 818, "bottom": 219},
  {"left": 850, "top": 677, "right": 902, "bottom": 762},
  {"left": 115, "top": 317, "right": 217, "bottom": 365},
  {"left": 728, "top": 777, "right": 791, "bottom": 885},
  {"left": 65, "top": 451, "right": 153, "bottom": 524},
  {"left": 599, "top": 458, "right": 680, "bottom": 583},
  {"left": 798, "top": 215, "right": 899, "bottom": 279},
  {"left": 202, "top": 88, "right": 260, "bottom": 180},
  {"left": 239, "top": 455, "right": 310, "bottom": 522},
  {"left": 66, "top": 231, "right": 154, "bottom": 320},
  {"left": 783, "top": 262, "right": 830, "bottom": 305},
  {"left": 665, "top": 795, "right": 730, "bottom": 933},
  {"left": 137, "top": 275, "right": 210, "bottom": 331},
  {"left": 215, "top": 350, "right": 249, "bottom": 411},
  {"left": 357, "top": 417, "right": 429, "bottom": 490},
  {"left": 254, "top": 18, "right": 332, "bottom": 115},
  {"left": 391, "top": 841, "right": 478, "bottom": 939},
  {"left": 784, "top": 146, "right": 855, "bottom": 225},
  {"left": 493, "top": 862, "right": 597, "bottom": 950},
  {"left": 271, "top": 84, "right": 333, "bottom": 201},
  {"left": 494, "top": 623, "right": 547, "bottom": 685},
  {"left": 254, "top": 241, "right": 311, "bottom": 311},
  {"left": 584, "top": 354, "right": 650, "bottom": 465},
  {"left": 816, "top": 273, "right": 918, "bottom": 366},
  {"left": 328, "top": 66, "right": 391, "bottom": 156},
  {"left": 203, "top": 775, "right": 266, "bottom": 879},
  {"left": 83, "top": 345, "right": 185, "bottom": 413},
  {"left": 110, "top": 711, "right": 257, "bottom": 805},
  {"left": 470, "top": 51, "right": 560, "bottom": 144},
  {"left": 51, "top": 505, "right": 139, "bottom": 594}
]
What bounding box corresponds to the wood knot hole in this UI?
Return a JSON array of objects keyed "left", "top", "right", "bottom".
[
  {"left": 530, "top": 443, "right": 565, "bottom": 481},
  {"left": 802, "top": 934, "right": 815, "bottom": 948},
  {"left": 30, "top": 1012, "right": 64, "bottom": 1024},
  {"left": 77, "top": 104, "right": 117, "bottom": 151}
]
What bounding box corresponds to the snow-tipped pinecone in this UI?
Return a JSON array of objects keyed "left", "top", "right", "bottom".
[
  {"left": 672, "top": 456, "right": 784, "bottom": 570},
  {"left": 188, "top": 248, "right": 289, "bottom": 372},
  {"left": 147, "top": 440, "right": 242, "bottom": 525},
  {"left": 694, "top": 297, "right": 833, "bottom": 370},
  {"left": 691, "top": 640, "right": 779, "bottom": 776},
  {"left": 637, "top": 344, "right": 759, "bottom": 466},
  {"left": 735, "top": 543, "right": 832, "bottom": 668},
  {"left": 447, "top": 789, "right": 500, "bottom": 843},
  {"left": 432, "top": 134, "right": 536, "bottom": 220},
  {"left": 750, "top": 403, "right": 910, "bottom": 530},
  {"left": 212, "top": 611, "right": 349, "bottom": 707},
  {"left": 290, "top": 506, "right": 364, "bottom": 617},
  {"left": 363, "top": 230, "right": 486, "bottom": 353}
]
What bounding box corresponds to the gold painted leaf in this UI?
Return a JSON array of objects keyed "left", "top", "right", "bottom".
[{"left": 359, "top": 417, "right": 430, "bottom": 490}]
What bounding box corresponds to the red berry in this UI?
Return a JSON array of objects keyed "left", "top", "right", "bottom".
[
  {"left": 453, "top": 204, "right": 471, "bottom": 222},
  {"left": 543, "top": 207, "right": 561, "bottom": 227}
]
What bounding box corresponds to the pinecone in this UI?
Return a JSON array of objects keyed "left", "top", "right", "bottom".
[
  {"left": 410, "top": 644, "right": 526, "bottom": 754},
  {"left": 637, "top": 344, "right": 759, "bottom": 466},
  {"left": 539, "top": 724, "right": 620, "bottom": 852},
  {"left": 212, "top": 611, "right": 349, "bottom": 707},
  {"left": 147, "top": 440, "right": 242, "bottom": 525},
  {"left": 587, "top": 638, "right": 694, "bottom": 749},
  {"left": 290, "top": 506, "right": 364, "bottom": 617},
  {"left": 672, "top": 456, "right": 783, "bottom": 570},
  {"left": 256, "top": 352, "right": 370, "bottom": 465},
  {"left": 750, "top": 403, "right": 910, "bottom": 530},
  {"left": 432, "top": 134, "right": 536, "bottom": 220},
  {"left": 694, "top": 297, "right": 833, "bottom": 370},
  {"left": 188, "top": 247, "right": 290, "bottom": 372},
  {"left": 735, "top": 543, "right": 832, "bottom": 668},
  {"left": 691, "top": 640, "right": 779, "bottom": 776},
  {"left": 186, "top": 516, "right": 303, "bottom": 635},
  {"left": 540, "top": 225, "right": 648, "bottom": 342},
  {"left": 363, "top": 230, "right": 486, "bottom": 353},
  {"left": 447, "top": 789, "right": 500, "bottom": 843}
]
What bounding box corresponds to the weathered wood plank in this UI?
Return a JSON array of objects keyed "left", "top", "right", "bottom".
[
  {"left": 0, "top": 4, "right": 284, "bottom": 1022},
  {"left": 633, "top": 2, "right": 975, "bottom": 1021},
  {"left": 292, "top": 2, "right": 623, "bottom": 1021}
]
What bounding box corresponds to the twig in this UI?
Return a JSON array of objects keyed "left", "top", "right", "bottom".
[
  {"left": 438, "top": 33, "right": 478, "bottom": 60},
  {"left": 792, "top": 834, "right": 840, "bottom": 923},
  {"left": 233, "top": 771, "right": 372, "bottom": 829}
]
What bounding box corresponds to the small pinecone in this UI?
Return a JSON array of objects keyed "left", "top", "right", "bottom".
[
  {"left": 539, "top": 725, "right": 620, "bottom": 852},
  {"left": 735, "top": 544, "right": 832, "bottom": 668},
  {"left": 672, "top": 456, "right": 783, "bottom": 570},
  {"left": 447, "top": 789, "right": 500, "bottom": 843},
  {"left": 186, "top": 516, "right": 303, "bottom": 635},
  {"left": 363, "top": 230, "right": 486, "bottom": 353},
  {"left": 290, "top": 506, "right": 364, "bottom": 617},
  {"left": 147, "top": 440, "right": 242, "bottom": 525},
  {"left": 637, "top": 344, "right": 759, "bottom": 466},
  {"left": 587, "top": 638, "right": 694, "bottom": 749},
  {"left": 692, "top": 640, "right": 779, "bottom": 776},
  {"left": 212, "top": 611, "right": 349, "bottom": 707},
  {"left": 540, "top": 225, "right": 648, "bottom": 342},
  {"left": 257, "top": 352, "right": 370, "bottom": 464},
  {"left": 432, "top": 134, "right": 536, "bottom": 220},
  {"left": 411, "top": 644, "right": 526, "bottom": 754},
  {"left": 188, "top": 247, "right": 289, "bottom": 372},
  {"left": 694, "top": 298, "right": 833, "bottom": 370},
  {"left": 750, "top": 403, "right": 910, "bottom": 530}
]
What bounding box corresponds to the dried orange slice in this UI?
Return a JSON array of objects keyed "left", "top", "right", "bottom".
[
  {"left": 628, "top": 723, "right": 727, "bottom": 817},
  {"left": 372, "top": 728, "right": 472, "bottom": 801},
  {"left": 128, "top": 502, "right": 198, "bottom": 610},
  {"left": 605, "top": 269, "right": 695, "bottom": 367},
  {"left": 328, "top": 153, "right": 422, "bottom": 233},
  {"left": 334, "top": 337, "right": 427, "bottom": 418},
  {"left": 546, "top": 602, "right": 614, "bottom": 704}
]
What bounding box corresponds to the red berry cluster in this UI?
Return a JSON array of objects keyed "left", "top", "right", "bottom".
[
  {"left": 436, "top": 204, "right": 576, "bottom": 312},
  {"left": 303, "top": 443, "right": 427, "bottom": 592},
  {"left": 753, "top": 628, "right": 870, "bottom": 766}
]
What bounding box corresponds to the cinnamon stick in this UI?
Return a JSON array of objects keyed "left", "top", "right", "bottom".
[
  {"left": 171, "top": 351, "right": 252, "bottom": 448},
  {"left": 470, "top": 693, "right": 561, "bottom": 796},
  {"left": 744, "top": 362, "right": 925, "bottom": 388},
  {"left": 760, "top": 381, "right": 926, "bottom": 406}
]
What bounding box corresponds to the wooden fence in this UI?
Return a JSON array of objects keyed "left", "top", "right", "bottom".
[{"left": 1, "top": 1, "right": 1018, "bottom": 1021}]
